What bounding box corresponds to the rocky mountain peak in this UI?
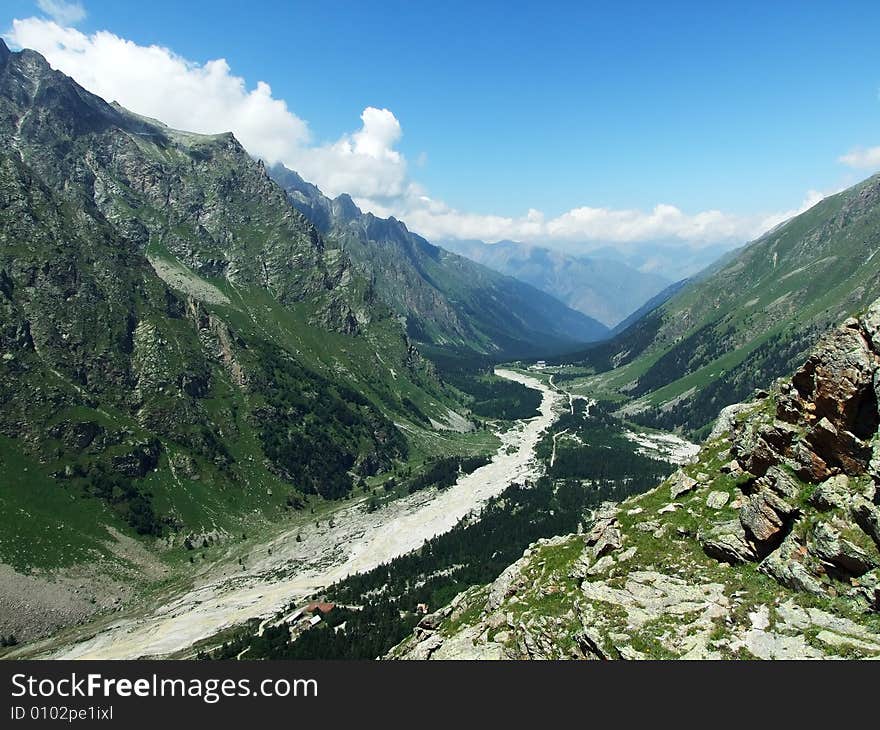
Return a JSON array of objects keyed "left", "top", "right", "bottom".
[
  {"left": 331, "top": 193, "right": 361, "bottom": 224},
  {"left": 0, "top": 38, "right": 9, "bottom": 64}
]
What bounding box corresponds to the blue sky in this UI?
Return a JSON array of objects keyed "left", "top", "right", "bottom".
[{"left": 3, "top": 0, "right": 880, "bottom": 256}]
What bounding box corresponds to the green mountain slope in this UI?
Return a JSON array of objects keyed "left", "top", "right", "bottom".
[
  {"left": 558, "top": 175, "right": 880, "bottom": 437},
  {"left": 0, "top": 41, "right": 468, "bottom": 573},
  {"left": 269, "top": 165, "right": 609, "bottom": 358}
]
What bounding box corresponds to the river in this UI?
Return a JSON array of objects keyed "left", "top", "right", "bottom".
[{"left": 44, "top": 368, "right": 564, "bottom": 659}]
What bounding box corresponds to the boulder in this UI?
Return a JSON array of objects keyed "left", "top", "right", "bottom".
[
  {"left": 861, "top": 299, "right": 880, "bottom": 357},
  {"left": 761, "top": 421, "right": 800, "bottom": 452},
  {"left": 720, "top": 459, "right": 744, "bottom": 476},
  {"left": 706, "top": 490, "right": 730, "bottom": 510},
  {"left": 796, "top": 325, "right": 877, "bottom": 437},
  {"left": 584, "top": 502, "right": 622, "bottom": 559},
  {"left": 851, "top": 497, "right": 880, "bottom": 550},
  {"left": 593, "top": 526, "right": 622, "bottom": 558},
  {"left": 708, "top": 402, "right": 753, "bottom": 441},
  {"left": 789, "top": 440, "right": 832, "bottom": 482},
  {"left": 806, "top": 417, "right": 873, "bottom": 474},
  {"left": 739, "top": 485, "right": 796, "bottom": 544},
  {"left": 668, "top": 470, "right": 698, "bottom": 499},
  {"left": 761, "top": 466, "right": 801, "bottom": 500},
  {"left": 809, "top": 521, "right": 878, "bottom": 577},
  {"left": 699, "top": 520, "right": 758, "bottom": 564},
  {"left": 759, "top": 534, "right": 826, "bottom": 596},
  {"left": 809, "top": 474, "right": 851, "bottom": 511},
  {"left": 870, "top": 432, "right": 880, "bottom": 483},
  {"left": 851, "top": 569, "right": 880, "bottom": 611},
  {"left": 742, "top": 437, "right": 780, "bottom": 477}
]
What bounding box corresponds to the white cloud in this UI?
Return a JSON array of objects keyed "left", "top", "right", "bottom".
[
  {"left": 370, "top": 190, "right": 834, "bottom": 250},
  {"left": 8, "top": 18, "right": 312, "bottom": 163},
  {"left": 838, "top": 146, "right": 880, "bottom": 170},
  {"left": 36, "top": 0, "right": 85, "bottom": 26},
  {"left": 297, "top": 107, "right": 413, "bottom": 201},
  {"left": 5, "top": 18, "right": 407, "bottom": 201},
  {"left": 5, "top": 15, "right": 833, "bottom": 255}
]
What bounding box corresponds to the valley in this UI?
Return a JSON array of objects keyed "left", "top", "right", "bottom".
[
  {"left": 5, "top": 369, "right": 564, "bottom": 659},
  {"left": 1, "top": 19, "right": 879, "bottom": 667}
]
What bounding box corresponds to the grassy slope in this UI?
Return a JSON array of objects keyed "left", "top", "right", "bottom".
[{"left": 556, "top": 175, "right": 880, "bottom": 434}]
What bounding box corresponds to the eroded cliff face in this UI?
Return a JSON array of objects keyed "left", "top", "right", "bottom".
[{"left": 391, "top": 302, "right": 880, "bottom": 659}]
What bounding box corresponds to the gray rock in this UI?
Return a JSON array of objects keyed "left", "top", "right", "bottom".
[
  {"left": 851, "top": 496, "right": 880, "bottom": 550},
  {"left": 809, "top": 521, "right": 878, "bottom": 576},
  {"left": 584, "top": 502, "right": 622, "bottom": 559},
  {"left": 720, "top": 459, "right": 744, "bottom": 476},
  {"left": 593, "top": 526, "right": 622, "bottom": 558},
  {"left": 706, "top": 490, "right": 730, "bottom": 509},
  {"left": 669, "top": 470, "right": 698, "bottom": 499},
  {"left": 699, "top": 520, "right": 758, "bottom": 564},
  {"left": 863, "top": 298, "right": 880, "bottom": 353},
  {"left": 739, "top": 484, "right": 796, "bottom": 544},
  {"left": 708, "top": 402, "right": 753, "bottom": 441},
  {"left": 761, "top": 466, "right": 801, "bottom": 501},
  {"left": 586, "top": 554, "right": 616, "bottom": 576},
  {"left": 810, "top": 474, "right": 851, "bottom": 511},
  {"left": 759, "top": 534, "right": 826, "bottom": 596},
  {"left": 635, "top": 520, "right": 660, "bottom": 533}
]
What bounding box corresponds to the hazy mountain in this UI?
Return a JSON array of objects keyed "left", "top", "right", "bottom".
[
  {"left": 558, "top": 240, "right": 738, "bottom": 282},
  {"left": 610, "top": 279, "right": 689, "bottom": 335},
  {"left": 438, "top": 238, "right": 672, "bottom": 328},
  {"left": 269, "top": 165, "right": 609, "bottom": 358}
]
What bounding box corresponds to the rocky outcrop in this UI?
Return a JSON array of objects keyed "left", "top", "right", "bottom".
[
  {"left": 698, "top": 520, "right": 757, "bottom": 564},
  {"left": 668, "top": 470, "right": 698, "bottom": 499},
  {"left": 753, "top": 306, "right": 880, "bottom": 481}
]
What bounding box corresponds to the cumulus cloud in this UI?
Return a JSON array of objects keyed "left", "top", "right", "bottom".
[
  {"left": 7, "top": 18, "right": 311, "bottom": 162},
  {"left": 838, "top": 146, "right": 880, "bottom": 170},
  {"left": 297, "top": 107, "right": 413, "bottom": 201},
  {"left": 36, "top": 0, "right": 85, "bottom": 26},
  {"left": 4, "top": 15, "right": 830, "bottom": 253},
  {"left": 374, "top": 190, "right": 833, "bottom": 250},
  {"left": 5, "top": 18, "right": 407, "bottom": 200}
]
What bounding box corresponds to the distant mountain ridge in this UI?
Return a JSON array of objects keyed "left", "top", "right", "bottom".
[
  {"left": 439, "top": 238, "right": 672, "bottom": 328},
  {"left": 269, "top": 164, "right": 609, "bottom": 358}
]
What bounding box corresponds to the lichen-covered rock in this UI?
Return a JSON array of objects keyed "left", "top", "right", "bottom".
[
  {"left": 808, "top": 521, "right": 878, "bottom": 577},
  {"left": 759, "top": 533, "right": 826, "bottom": 596},
  {"left": 668, "top": 469, "right": 698, "bottom": 499},
  {"left": 699, "top": 520, "right": 758, "bottom": 564},
  {"left": 739, "top": 485, "right": 796, "bottom": 544},
  {"left": 851, "top": 497, "right": 880, "bottom": 550},
  {"left": 810, "top": 474, "right": 852, "bottom": 510}
]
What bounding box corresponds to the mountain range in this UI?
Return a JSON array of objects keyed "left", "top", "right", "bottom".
[
  {"left": 0, "top": 39, "right": 480, "bottom": 573},
  {"left": 2, "top": 34, "right": 880, "bottom": 661},
  {"left": 269, "top": 165, "right": 608, "bottom": 357},
  {"left": 438, "top": 238, "right": 673, "bottom": 328}
]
